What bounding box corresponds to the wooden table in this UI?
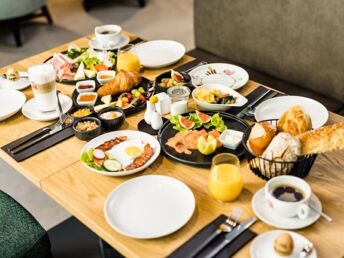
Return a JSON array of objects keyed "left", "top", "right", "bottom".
[{"left": 1, "top": 32, "right": 344, "bottom": 258}]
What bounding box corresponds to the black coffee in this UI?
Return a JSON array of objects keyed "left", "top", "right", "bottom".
[
  {"left": 272, "top": 185, "right": 304, "bottom": 202},
  {"left": 100, "top": 30, "right": 115, "bottom": 35}
]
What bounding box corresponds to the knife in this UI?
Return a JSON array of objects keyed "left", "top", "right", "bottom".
[
  {"left": 237, "top": 89, "right": 272, "bottom": 118},
  {"left": 203, "top": 217, "right": 257, "bottom": 258}
]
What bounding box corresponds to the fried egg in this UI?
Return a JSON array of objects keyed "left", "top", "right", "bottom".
[{"left": 106, "top": 139, "right": 145, "bottom": 167}]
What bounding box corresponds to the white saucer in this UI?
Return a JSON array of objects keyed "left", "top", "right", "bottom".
[
  {"left": 22, "top": 94, "right": 72, "bottom": 121},
  {"left": 0, "top": 77, "right": 30, "bottom": 91},
  {"left": 0, "top": 89, "right": 26, "bottom": 121},
  {"left": 252, "top": 188, "right": 321, "bottom": 230},
  {"left": 250, "top": 230, "right": 317, "bottom": 258},
  {"left": 89, "top": 34, "right": 130, "bottom": 51}
]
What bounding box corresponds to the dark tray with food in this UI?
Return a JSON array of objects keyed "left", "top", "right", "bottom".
[{"left": 154, "top": 69, "right": 194, "bottom": 93}]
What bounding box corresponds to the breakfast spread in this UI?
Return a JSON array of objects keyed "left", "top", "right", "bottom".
[{"left": 274, "top": 233, "right": 294, "bottom": 256}]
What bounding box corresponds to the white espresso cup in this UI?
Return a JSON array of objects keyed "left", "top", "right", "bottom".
[
  {"left": 265, "top": 175, "right": 311, "bottom": 219},
  {"left": 28, "top": 64, "right": 57, "bottom": 112},
  {"left": 95, "top": 24, "right": 122, "bottom": 46}
]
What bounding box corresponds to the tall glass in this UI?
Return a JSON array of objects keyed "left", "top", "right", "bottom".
[
  {"left": 208, "top": 153, "right": 243, "bottom": 202},
  {"left": 116, "top": 44, "right": 141, "bottom": 72},
  {"left": 28, "top": 64, "right": 57, "bottom": 112}
]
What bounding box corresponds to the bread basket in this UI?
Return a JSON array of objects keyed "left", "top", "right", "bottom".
[{"left": 242, "top": 119, "right": 317, "bottom": 180}]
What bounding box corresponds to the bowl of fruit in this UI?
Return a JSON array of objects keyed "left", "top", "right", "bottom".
[{"left": 155, "top": 70, "right": 193, "bottom": 93}]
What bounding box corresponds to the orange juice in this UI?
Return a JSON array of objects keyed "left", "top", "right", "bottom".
[
  {"left": 209, "top": 163, "right": 243, "bottom": 202},
  {"left": 117, "top": 52, "right": 141, "bottom": 72}
]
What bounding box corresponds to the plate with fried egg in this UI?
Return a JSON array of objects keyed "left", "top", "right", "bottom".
[{"left": 80, "top": 130, "right": 161, "bottom": 176}]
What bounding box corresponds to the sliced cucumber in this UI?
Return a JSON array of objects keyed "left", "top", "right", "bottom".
[{"left": 103, "top": 160, "right": 121, "bottom": 172}]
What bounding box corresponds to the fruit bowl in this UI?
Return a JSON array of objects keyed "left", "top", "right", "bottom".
[{"left": 155, "top": 70, "right": 194, "bottom": 93}]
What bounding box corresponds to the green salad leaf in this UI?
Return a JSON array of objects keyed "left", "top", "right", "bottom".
[
  {"left": 170, "top": 115, "right": 186, "bottom": 132},
  {"left": 210, "top": 113, "right": 227, "bottom": 132},
  {"left": 77, "top": 52, "right": 100, "bottom": 69},
  {"left": 188, "top": 113, "right": 202, "bottom": 128},
  {"left": 81, "top": 148, "right": 103, "bottom": 171}
]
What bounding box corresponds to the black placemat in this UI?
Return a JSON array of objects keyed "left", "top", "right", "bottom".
[
  {"left": 137, "top": 117, "right": 168, "bottom": 135},
  {"left": 174, "top": 59, "right": 205, "bottom": 73},
  {"left": 1, "top": 125, "right": 74, "bottom": 162},
  {"left": 168, "top": 214, "right": 257, "bottom": 258}
]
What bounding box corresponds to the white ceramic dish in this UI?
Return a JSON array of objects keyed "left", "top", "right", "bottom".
[
  {"left": 189, "top": 63, "right": 249, "bottom": 90},
  {"left": 76, "top": 80, "right": 96, "bottom": 93},
  {"left": 96, "top": 70, "right": 116, "bottom": 85},
  {"left": 0, "top": 73, "right": 30, "bottom": 91},
  {"left": 21, "top": 94, "right": 72, "bottom": 121},
  {"left": 250, "top": 230, "right": 317, "bottom": 258},
  {"left": 80, "top": 130, "right": 161, "bottom": 177},
  {"left": 254, "top": 96, "right": 328, "bottom": 128},
  {"left": 0, "top": 89, "right": 26, "bottom": 121},
  {"left": 219, "top": 129, "right": 244, "bottom": 150},
  {"left": 77, "top": 92, "right": 98, "bottom": 106},
  {"left": 133, "top": 40, "right": 185, "bottom": 68},
  {"left": 252, "top": 188, "right": 321, "bottom": 230},
  {"left": 89, "top": 34, "right": 130, "bottom": 51},
  {"left": 192, "top": 83, "right": 248, "bottom": 111},
  {"left": 104, "top": 175, "right": 195, "bottom": 238}
]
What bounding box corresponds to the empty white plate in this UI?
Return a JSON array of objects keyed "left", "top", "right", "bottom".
[
  {"left": 89, "top": 34, "right": 130, "bottom": 51},
  {"left": 254, "top": 96, "right": 328, "bottom": 128},
  {"left": 0, "top": 89, "right": 26, "bottom": 121},
  {"left": 104, "top": 175, "right": 195, "bottom": 239},
  {"left": 250, "top": 230, "right": 317, "bottom": 258},
  {"left": 252, "top": 188, "right": 321, "bottom": 230},
  {"left": 133, "top": 40, "right": 185, "bottom": 68},
  {"left": 21, "top": 94, "right": 72, "bottom": 121}
]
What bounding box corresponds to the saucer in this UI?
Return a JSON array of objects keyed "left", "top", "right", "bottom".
[
  {"left": 252, "top": 188, "right": 321, "bottom": 230},
  {"left": 89, "top": 34, "right": 130, "bottom": 51},
  {"left": 250, "top": 230, "right": 317, "bottom": 258},
  {"left": 0, "top": 77, "right": 30, "bottom": 91},
  {"left": 22, "top": 94, "right": 72, "bottom": 121}
]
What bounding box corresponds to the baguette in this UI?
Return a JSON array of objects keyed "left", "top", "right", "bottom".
[{"left": 298, "top": 122, "right": 344, "bottom": 155}]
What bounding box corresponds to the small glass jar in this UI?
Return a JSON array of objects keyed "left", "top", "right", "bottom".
[{"left": 167, "top": 86, "right": 190, "bottom": 116}]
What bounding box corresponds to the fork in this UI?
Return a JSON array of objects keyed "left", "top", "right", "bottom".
[
  {"left": 299, "top": 242, "right": 314, "bottom": 258},
  {"left": 189, "top": 208, "right": 242, "bottom": 258}
]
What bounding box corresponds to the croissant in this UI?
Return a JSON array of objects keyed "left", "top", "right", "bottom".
[{"left": 97, "top": 70, "right": 141, "bottom": 96}]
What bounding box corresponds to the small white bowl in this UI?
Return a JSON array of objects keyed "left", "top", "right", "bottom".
[
  {"left": 97, "top": 70, "right": 116, "bottom": 85},
  {"left": 219, "top": 129, "right": 244, "bottom": 150},
  {"left": 192, "top": 83, "right": 248, "bottom": 111},
  {"left": 76, "top": 80, "right": 96, "bottom": 93},
  {"left": 77, "top": 92, "right": 98, "bottom": 106}
]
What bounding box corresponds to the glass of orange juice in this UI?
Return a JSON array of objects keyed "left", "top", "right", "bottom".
[
  {"left": 116, "top": 44, "right": 141, "bottom": 72},
  {"left": 208, "top": 153, "right": 243, "bottom": 202}
]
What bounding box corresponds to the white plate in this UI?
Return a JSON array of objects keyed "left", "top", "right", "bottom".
[
  {"left": 21, "top": 94, "right": 72, "bottom": 121},
  {"left": 0, "top": 77, "right": 30, "bottom": 91},
  {"left": 250, "top": 230, "right": 317, "bottom": 258},
  {"left": 189, "top": 63, "right": 249, "bottom": 90},
  {"left": 133, "top": 40, "right": 185, "bottom": 68},
  {"left": 192, "top": 83, "right": 248, "bottom": 111},
  {"left": 254, "top": 96, "right": 328, "bottom": 128},
  {"left": 104, "top": 175, "right": 195, "bottom": 238},
  {"left": 81, "top": 130, "right": 161, "bottom": 176},
  {"left": 89, "top": 34, "right": 130, "bottom": 51},
  {"left": 252, "top": 188, "right": 321, "bottom": 230},
  {"left": 0, "top": 89, "right": 26, "bottom": 121}
]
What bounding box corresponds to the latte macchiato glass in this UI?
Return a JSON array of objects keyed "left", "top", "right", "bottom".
[{"left": 28, "top": 64, "right": 57, "bottom": 112}]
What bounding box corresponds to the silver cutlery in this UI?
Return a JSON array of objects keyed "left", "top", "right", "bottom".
[
  {"left": 203, "top": 217, "right": 257, "bottom": 258},
  {"left": 245, "top": 91, "right": 280, "bottom": 117},
  {"left": 299, "top": 242, "right": 314, "bottom": 258},
  {"left": 236, "top": 90, "right": 273, "bottom": 118},
  {"left": 308, "top": 203, "right": 332, "bottom": 222},
  {"left": 185, "top": 61, "right": 208, "bottom": 73},
  {"left": 190, "top": 208, "right": 242, "bottom": 258}
]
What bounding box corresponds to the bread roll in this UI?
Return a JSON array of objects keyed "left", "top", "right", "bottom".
[
  {"left": 274, "top": 233, "right": 294, "bottom": 256},
  {"left": 298, "top": 122, "right": 344, "bottom": 155},
  {"left": 277, "top": 105, "right": 312, "bottom": 136},
  {"left": 247, "top": 122, "right": 276, "bottom": 156}
]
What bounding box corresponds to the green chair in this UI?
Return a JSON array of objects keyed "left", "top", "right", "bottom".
[
  {"left": 0, "top": 190, "right": 51, "bottom": 258},
  {"left": 0, "top": 0, "right": 53, "bottom": 47}
]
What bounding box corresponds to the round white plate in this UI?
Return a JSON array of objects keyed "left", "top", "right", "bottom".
[
  {"left": 89, "top": 34, "right": 130, "bottom": 51},
  {"left": 21, "top": 94, "right": 72, "bottom": 121},
  {"left": 104, "top": 175, "right": 195, "bottom": 238},
  {"left": 133, "top": 40, "right": 185, "bottom": 68},
  {"left": 252, "top": 188, "right": 321, "bottom": 230},
  {"left": 0, "top": 89, "right": 26, "bottom": 121},
  {"left": 0, "top": 77, "right": 30, "bottom": 91},
  {"left": 254, "top": 96, "right": 328, "bottom": 128},
  {"left": 189, "top": 63, "right": 249, "bottom": 90},
  {"left": 81, "top": 130, "right": 161, "bottom": 177},
  {"left": 250, "top": 230, "right": 317, "bottom": 258}
]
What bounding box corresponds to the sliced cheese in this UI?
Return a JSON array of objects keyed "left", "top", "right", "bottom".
[{"left": 74, "top": 62, "right": 85, "bottom": 80}]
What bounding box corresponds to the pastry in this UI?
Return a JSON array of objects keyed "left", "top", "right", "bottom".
[
  {"left": 97, "top": 70, "right": 141, "bottom": 96},
  {"left": 6, "top": 67, "right": 20, "bottom": 81},
  {"left": 274, "top": 233, "right": 294, "bottom": 256},
  {"left": 298, "top": 122, "right": 344, "bottom": 155},
  {"left": 247, "top": 122, "right": 276, "bottom": 156},
  {"left": 277, "top": 105, "right": 312, "bottom": 136}
]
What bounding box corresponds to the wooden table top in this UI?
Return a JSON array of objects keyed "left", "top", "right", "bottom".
[{"left": 1, "top": 32, "right": 344, "bottom": 258}]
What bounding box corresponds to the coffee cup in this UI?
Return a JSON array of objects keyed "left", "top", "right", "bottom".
[
  {"left": 95, "top": 24, "right": 122, "bottom": 47},
  {"left": 265, "top": 175, "right": 311, "bottom": 219}
]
